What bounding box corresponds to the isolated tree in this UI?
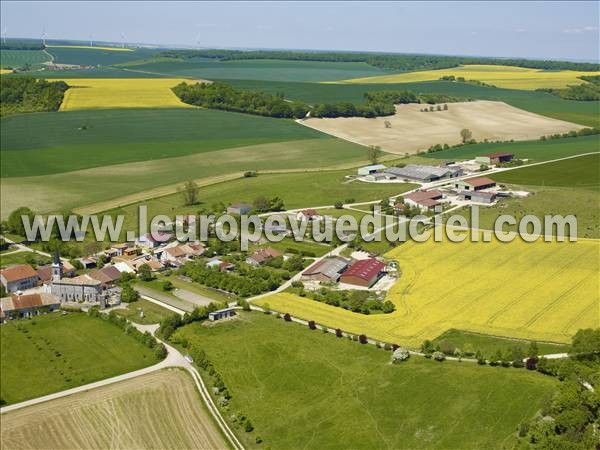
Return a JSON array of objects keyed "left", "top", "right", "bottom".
[
  {"left": 443, "top": 104, "right": 448, "bottom": 110},
  {"left": 384, "top": 120, "right": 392, "bottom": 128},
  {"left": 527, "top": 341, "right": 539, "bottom": 358},
  {"left": 179, "top": 180, "right": 199, "bottom": 206},
  {"left": 120, "top": 283, "right": 139, "bottom": 303},
  {"left": 367, "top": 145, "right": 383, "bottom": 164},
  {"left": 252, "top": 196, "right": 271, "bottom": 213},
  {"left": 460, "top": 128, "right": 473, "bottom": 143}
]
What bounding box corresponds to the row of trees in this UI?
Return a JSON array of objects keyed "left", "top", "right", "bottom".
[
  {"left": 537, "top": 77, "right": 600, "bottom": 101},
  {"left": 160, "top": 49, "right": 600, "bottom": 72},
  {"left": 1, "top": 77, "right": 69, "bottom": 116}
]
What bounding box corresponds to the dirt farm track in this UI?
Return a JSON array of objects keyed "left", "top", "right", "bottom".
[
  {"left": 301, "top": 100, "right": 584, "bottom": 154},
  {"left": 0, "top": 369, "right": 228, "bottom": 450}
]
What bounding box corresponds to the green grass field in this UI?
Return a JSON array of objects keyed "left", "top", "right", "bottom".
[
  {"left": 492, "top": 154, "right": 599, "bottom": 190},
  {"left": 0, "top": 49, "right": 51, "bottom": 68},
  {"left": 8, "top": 67, "right": 171, "bottom": 78},
  {"left": 1, "top": 108, "right": 327, "bottom": 178},
  {"left": 450, "top": 187, "right": 600, "bottom": 238},
  {"left": 46, "top": 46, "right": 161, "bottom": 66},
  {"left": 104, "top": 171, "right": 417, "bottom": 232},
  {"left": 117, "top": 58, "right": 389, "bottom": 82},
  {"left": 226, "top": 79, "right": 600, "bottom": 127},
  {"left": 432, "top": 329, "right": 570, "bottom": 360},
  {"left": 254, "top": 236, "right": 333, "bottom": 257},
  {"left": 0, "top": 251, "right": 50, "bottom": 268},
  {"left": 0, "top": 313, "right": 160, "bottom": 405},
  {"left": 424, "top": 135, "right": 600, "bottom": 162},
  {"left": 173, "top": 311, "right": 557, "bottom": 449},
  {"left": 112, "top": 299, "right": 175, "bottom": 325}
]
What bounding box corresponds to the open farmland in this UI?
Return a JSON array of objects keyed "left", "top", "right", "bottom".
[
  {"left": 257, "top": 236, "right": 599, "bottom": 347},
  {"left": 226, "top": 79, "right": 600, "bottom": 127},
  {"left": 0, "top": 369, "right": 228, "bottom": 450},
  {"left": 343, "top": 64, "right": 598, "bottom": 90},
  {"left": 172, "top": 311, "right": 557, "bottom": 449},
  {"left": 58, "top": 78, "right": 195, "bottom": 110},
  {"left": 492, "top": 153, "right": 600, "bottom": 189},
  {"left": 46, "top": 45, "right": 161, "bottom": 66},
  {"left": 423, "top": 134, "right": 600, "bottom": 162},
  {"left": 117, "top": 58, "right": 390, "bottom": 82},
  {"left": 302, "top": 100, "right": 583, "bottom": 154},
  {"left": 0, "top": 49, "right": 51, "bottom": 68},
  {"left": 0, "top": 313, "right": 161, "bottom": 405}
]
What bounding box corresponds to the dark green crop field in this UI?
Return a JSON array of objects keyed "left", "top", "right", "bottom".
[
  {"left": 173, "top": 311, "right": 557, "bottom": 449},
  {"left": 46, "top": 46, "right": 161, "bottom": 66},
  {"left": 225, "top": 79, "right": 600, "bottom": 127},
  {"left": 116, "top": 58, "right": 390, "bottom": 82},
  {"left": 423, "top": 135, "right": 600, "bottom": 162},
  {"left": 1, "top": 108, "right": 326, "bottom": 177},
  {"left": 0, "top": 49, "right": 51, "bottom": 68},
  {"left": 492, "top": 153, "right": 600, "bottom": 190}
]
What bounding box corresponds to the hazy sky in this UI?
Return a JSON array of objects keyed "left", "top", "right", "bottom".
[{"left": 2, "top": 1, "right": 599, "bottom": 61}]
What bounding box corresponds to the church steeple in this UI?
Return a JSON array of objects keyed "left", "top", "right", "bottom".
[{"left": 52, "top": 246, "right": 62, "bottom": 282}]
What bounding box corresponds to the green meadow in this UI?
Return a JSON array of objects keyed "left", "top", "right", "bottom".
[
  {"left": 116, "top": 58, "right": 390, "bottom": 82},
  {"left": 0, "top": 49, "right": 51, "bottom": 68},
  {"left": 173, "top": 311, "right": 557, "bottom": 449},
  {"left": 0, "top": 313, "right": 161, "bottom": 405}
]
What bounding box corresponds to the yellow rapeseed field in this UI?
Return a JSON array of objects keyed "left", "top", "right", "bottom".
[
  {"left": 342, "top": 64, "right": 597, "bottom": 90},
  {"left": 258, "top": 236, "right": 599, "bottom": 347},
  {"left": 0, "top": 69, "right": 12, "bottom": 75},
  {"left": 58, "top": 78, "right": 194, "bottom": 110},
  {"left": 45, "top": 45, "right": 133, "bottom": 52}
]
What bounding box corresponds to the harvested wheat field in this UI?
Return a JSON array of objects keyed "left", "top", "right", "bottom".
[
  {"left": 257, "top": 235, "right": 599, "bottom": 347},
  {"left": 59, "top": 78, "right": 196, "bottom": 110},
  {"left": 301, "top": 100, "right": 584, "bottom": 154},
  {"left": 0, "top": 369, "right": 227, "bottom": 450}
]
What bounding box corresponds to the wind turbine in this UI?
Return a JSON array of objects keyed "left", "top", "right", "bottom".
[
  {"left": 195, "top": 30, "right": 201, "bottom": 49},
  {"left": 121, "top": 32, "right": 126, "bottom": 48},
  {"left": 89, "top": 34, "right": 93, "bottom": 47},
  {"left": 42, "top": 31, "right": 47, "bottom": 46},
  {"left": 2, "top": 28, "right": 7, "bottom": 45}
]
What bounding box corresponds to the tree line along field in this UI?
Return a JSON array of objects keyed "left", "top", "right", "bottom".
[
  {"left": 0, "top": 313, "right": 161, "bottom": 405},
  {"left": 342, "top": 64, "right": 598, "bottom": 90},
  {"left": 103, "top": 170, "right": 418, "bottom": 233},
  {"left": 423, "top": 134, "right": 600, "bottom": 162},
  {"left": 0, "top": 369, "right": 228, "bottom": 450},
  {"left": 172, "top": 311, "right": 557, "bottom": 449},
  {"left": 257, "top": 237, "right": 599, "bottom": 347},
  {"left": 0, "top": 49, "right": 51, "bottom": 68},
  {"left": 225, "top": 79, "right": 600, "bottom": 127}
]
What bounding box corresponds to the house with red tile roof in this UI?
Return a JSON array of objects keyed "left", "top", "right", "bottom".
[{"left": 0, "top": 265, "right": 39, "bottom": 293}]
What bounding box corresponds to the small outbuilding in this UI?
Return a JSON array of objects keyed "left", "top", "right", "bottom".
[
  {"left": 357, "top": 164, "right": 386, "bottom": 176},
  {"left": 208, "top": 307, "right": 236, "bottom": 321},
  {"left": 227, "top": 203, "right": 252, "bottom": 215},
  {"left": 475, "top": 152, "right": 514, "bottom": 165},
  {"left": 454, "top": 177, "right": 496, "bottom": 192}
]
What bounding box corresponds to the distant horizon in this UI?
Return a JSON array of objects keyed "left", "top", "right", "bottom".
[
  {"left": 1, "top": 1, "right": 598, "bottom": 62},
  {"left": 4, "top": 35, "right": 599, "bottom": 65}
]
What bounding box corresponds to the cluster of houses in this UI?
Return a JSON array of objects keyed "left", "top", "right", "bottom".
[{"left": 302, "top": 256, "right": 386, "bottom": 288}]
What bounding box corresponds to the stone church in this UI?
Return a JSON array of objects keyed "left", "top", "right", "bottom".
[{"left": 50, "top": 248, "right": 106, "bottom": 305}]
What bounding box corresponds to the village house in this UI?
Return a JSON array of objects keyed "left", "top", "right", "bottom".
[
  {"left": 161, "top": 242, "right": 205, "bottom": 266},
  {"left": 88, "top": 265, "right": 122, "bottom": 288},
  {"left": 227, "top": 203, "right": 252, "bottom": 215},
  {"left": 357, "top": 164, "right": 386, "bottom": 176},
  {"left": 454, "top": 176, "right": 497, "bottom": 192},
  {"left": 110, "top": 243, "right": 130, "bottom": 256},
  {"left": 78, "top": 256, "right": 98, "bottom": 270},
  {"left": 246, "top": 247, "right": 283, "bottom": 266},
  {"left": 340, "top": 258, "right": 386, "bottom": 288},
  {"left": 302, "top": 257, "right": 349, "bottom": 283},
  {"left": 135, "top": 231, "right": 173, "bottom": 249},
  {"left": 0, "top": 265, "right": 39, "bottom": 293},
  {"left": 0, "top": 292, "right": 60, "bottom": 320},
  {"left": 475, "top": 152, "right": 514, "bottom": 165},
  {"left": 206, "top": 258, "right": 235, "bottom": 271},
  {"left": 403, "top": 190, "right": 444, "bottom": 211},
  {"left": 296, "top": 208, "right": 320, "bottom": 222},
  {"left": 37, "top": 260, "right": 76, "bottom": 284}
]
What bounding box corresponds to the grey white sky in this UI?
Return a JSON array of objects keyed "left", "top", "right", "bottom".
[{"left": 2, "top": 1, "right": 599, "bottom": 61}]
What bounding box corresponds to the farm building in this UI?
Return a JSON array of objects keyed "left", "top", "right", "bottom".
[
  {"left": 384, "top": 165, "right": 460, "bottom": 183},
  {"left": 246, "top": 247, "right": 282, "bottom": 266},
  {"left": 475, "top": 152, "right": 514, "bottom": 165},
  {"left": 297, "top": 209, "right": 321, "bottom": 221},
  {"left": 0, "top": 293, "right": 60, "bottom": 320},
  {"left": 302, "top": 257, "right": 350, "bottom": 283},
  {"left": 364, "top": 172, "right": 397, "bottom": 182},
  {"left": 357, "top": 164, "right": 386, "bottom": 176},
  {"left": 0, "top": 265, "right": 39, "bottom": 293},
  {"left": 403, "top": 190, "right": 443, "bottom": 211},
  {"left": 208, "top": 307, "right": 236, "bottom": 322},
  {"left": 459, "top": 191, "right": 498, "bottom": 204},
  {"left": 340, "top": 258, "right": 386, "bottom": 288},
  {"left": 454, "top": 177, "right": 497, "bottom": 192},
  {"left": 227, "top": 203, "right": 252, "bottom": 215},
  {"left": 136, "top": 232, "right": 173, "bottom": 249}
]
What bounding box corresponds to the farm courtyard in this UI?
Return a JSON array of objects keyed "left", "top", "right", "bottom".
[{"left": 301, "top": 100, "right": 584, "bottom": 154}]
